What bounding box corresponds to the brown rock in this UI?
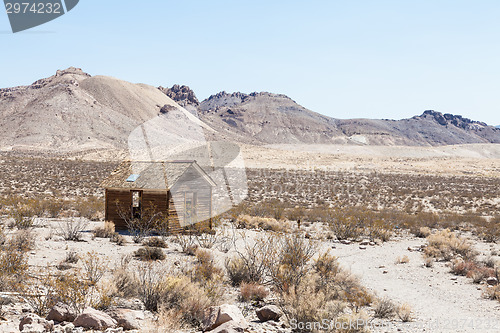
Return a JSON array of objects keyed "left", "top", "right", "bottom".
[
  {"left": 47, "top": 303, "right": 77, "bottom": 322},
  {"left": 107, "top": 308, "right": 143, "bottom": 330},
  {"left": 73, "top": 308, "right": 117, "bottom": 330},
  {"left": 203, "top": 304, "right": 247, "bottom": 331},
  {"left": 256, "top": 305, "right": 282, "bottom": 322},
  {"left": 19, "top": 313, "right": 54, "bottom": 332}
]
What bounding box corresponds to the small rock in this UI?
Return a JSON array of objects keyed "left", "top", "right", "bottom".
[
  {"left": 73, "top": 308, "right": 117, "bottom": 330},
  {"left": 47, "top": 303, "right": 77, "bottom": 323},
  {"left": 383, "top": 270, "right": 388, "bottom": 274},
  {"left": 359, "top": 245, "right": 367, "bottom": 250},
  {"left": 450, "top": 277, "right": 457, "bottom": 281},
  {"left": 19, "top": 313, "right": 54, "bottom": 332},
  {"left": 360, "top": 239, "right": 370, "bottom": 246},
  {"left": 209, "top": 320, "right": 246, "bottom": 333},
  {"left": 107, "top": 308, "right": 143, "bottom": 330},
  {"left": 340, "top": 239, "right": 351, "bottom": 245},
  {"left": 369, "top": 242, "right": 376, "bottom": 246},
  {"left": 256, "top": 305, "right": 282, "bottom": 322},
  {"left": 487, "top": 277, "right": 498, "bottom": 286},
  {"left": 203, "top": 304, "right": 247, "bottom": 331}
]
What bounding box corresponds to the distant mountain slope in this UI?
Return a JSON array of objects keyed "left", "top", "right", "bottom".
[
  {"left": 0, "top": 67, "right": 187, "bottom": 153},
  {"left": 198, "top": 91, "right": 500, "bottom": 146},
  {"left": 1, "top": 68, "right": 499, "bottom": 155}
]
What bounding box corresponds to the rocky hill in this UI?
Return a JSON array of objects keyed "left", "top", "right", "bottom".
[
  {"left": 0, "top": 67, "right": 194, "bottom": 155},
  {"left": 1, "top": 68, "right": 499, "bottom": 156},
  {"left": 198, "top": 91, "right": 500, "bottom": 146}
]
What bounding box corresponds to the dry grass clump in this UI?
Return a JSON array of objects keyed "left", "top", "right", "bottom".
[
  {"left": 143, "top": 237, "right": 168, "bottom": 248},
  {"left": 424, "top": 229, "right": 476, "bottom": 261},
  {"left": 395, "top": 255, "right": 410, "bottom": 264},
  {"left": 136, "top": 263, "right": 214, "bottom": 328},
  {"left": 225, "top": 257, "right": 250, "bottom": 287},
  {"left": 415, "top": 227, "right": 431, "bottom": 238},
  {"left": 93, "top": 221, "right": 115, "bottom": 238},
  {"left": 134, "top": 247, "right": 166, "bottom": 261},
  {"left": 191, "top": 249, "right": 224, "bottom": 283},
  {"left": 73, "top": 196, "right": 103, "bottom": 220},
  {"left": 64, "top": 250, "right": 79, "bottom": 264},
  {"left": 110, "top": 232, "right": 126, "bottom": 245},
  {"left": 236, "top": 214, "right": 289, "bottom": 232},
  {"left": 373, "top": 297, "right": 395, "bottom": 319},
  {"left": 6, "top": 229, "right": 36, "bottom": 252},
  {"left": 240, "top": 282, "right": 269, "bottom": 302},
  {"left": 396, "top": 303, "right": 413, "bottom": 322},
  {"left": 0, "top": 243, "right": 28, "bottom": 291}
]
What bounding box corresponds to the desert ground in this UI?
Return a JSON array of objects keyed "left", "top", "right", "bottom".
[{"left": 0, "top": 143, "right": 499, "bottom": 332}]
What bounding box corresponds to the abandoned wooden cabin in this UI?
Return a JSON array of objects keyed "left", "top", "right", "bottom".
[{"left": 101, "top": 160, "right": 216, "bottom": 233}]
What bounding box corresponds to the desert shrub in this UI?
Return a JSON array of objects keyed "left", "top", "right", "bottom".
[
  {"left": 232, "top": 234, "right": 275, "bottom": 284},
  {"left": 373, "top": 297, "right": 395, "bottom": 319},
  {"left": 483, "top": 285, "right": 500, "bottom": 300},
  {"left": 395, "top": 255, "right": 410, "bottom": 264},
  {"left": 191, "top": 249, "right": 223, "bottom": 284},
  {"left": 174, "top": 232, "right": 198, "bottom": 255},
  {"left": 415, "top": 227, "right": 431, "bottom": 238},
  {"left": 396, "top": 303, "right": 413, "bottom": 322},
  {"left": 134, "top": 247, "right": 166, "bottom": 261},
  {"left": 8, "top": 201, "right": 38, "bottom": 229},
  {"left": 93, "top": 221, "right": 115, "bottom": 238},
  {"left": 143, "top": 237, "right": 168, "bottom": 248},
  {"left": 240, "top": 282, "right": 268, "bottom": 302},
  {"left": 82, "top": 251, "right": 107, "bottom": 285},
  {"left": 225, "top": 257, "right": 250, "bottom": 287},
  {"left": 113, "top": 268, "right": 139, "bottom": 298},
  {"left": 267, "top": 234, "right": 317, "bottom": 292},
  {"left": 0, "top": 245, "right": 28, "bottom": 291},
  {"left": 65, "top": 251, "right": 79, "bottom": 264},
  {"left": 194, "top": 231, "right": 218, "bottom": 249},
  {"left": 6, "top": 229, "right": 35, "bottom": 252},
  {"left": 159, "top": 275, "right": 213, "bottom": 328},
  {"left": 280, "top": 274, "right": 348, "bottom": 332},
  {"left": 74, "top": 196, "right": 103, "bottom": 220},
  {"left": 110, "top": 232, "right": 126, "bottom": 245},
  {"left": 116, "top": 202, "right": 162, "bottom": 243},
  {"left": 424, "top": 257, "right": 434, "bottom": 268},
  {"left": 424, "top": 229, "right": 475, "bottom": 261},
  {"left": 58, "top": 218, "right": 89, "bottom": 241},
  {"left": 18, "top": 273, "right": 56, "bottom": 316},
  {"left": 314, "top": 250, "right": 340, "bottom": 290},
  {"left": 328, "top": 208, "right": 365, "bottom": 240},
  {"left": 467, "top": 266, "right": 494, "bottom": 284}
]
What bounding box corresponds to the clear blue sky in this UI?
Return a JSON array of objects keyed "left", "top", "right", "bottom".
[{"left": 1, "top": 0, "right": 500, "bottom": 125}]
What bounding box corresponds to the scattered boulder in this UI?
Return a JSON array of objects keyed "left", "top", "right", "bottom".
[
  {"left": 47, "top": 303, "right": 77, "bottom": 322},
  {"left": 208, "top": 320, "right": 246, "bottom": 333},
  {"left": 107, "top": 308, "right": 143, "bottom": 330},
  {"left": 203, "top": 304, "right": 247, "bottom": 331},
  {"left": 487, "top": 277, "right": 498, "bottom": 286},
  {"left": 73, "top": 308, "right": 117, "bottom": 330},
  {"left": 19, "top": 313, "right": 54, "bottom": 332},
  {"left": 256, "top": 305, "right": 282, "bottom": 322}
]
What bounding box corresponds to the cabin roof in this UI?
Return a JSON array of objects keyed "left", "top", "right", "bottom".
[{"left": 100, "top": 160, "right": 215, "bottom": 190}]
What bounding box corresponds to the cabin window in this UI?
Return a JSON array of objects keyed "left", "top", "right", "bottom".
[
  {"left": 184, "top": 192, "right": 197, "bottom": 225},
  {"left": 131, "top": 190, "right": 142, "bottom": 219}
]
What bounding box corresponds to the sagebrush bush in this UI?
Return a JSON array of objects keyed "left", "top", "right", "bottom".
[
  {"left": 110, "top": 232, "right": 126, "bottom": 245},
  {"left": 58, "top": 218, "right": 88, "bottom": 241},
  {"left": 134, "top": 247, "right": 166, "bottom": 261},
  {"left": 373, "top": 297, "right": 395, "bottom": 319},
  {"left": 143, "top": 237, "right": 167, "bottom": 248},
  {"left": 225, "top": 257, "right": 250, "bottom": 287},
  {"left": 6, "top": 229, "right": 35, "bottom": 252},
  {"left": 93, "top": 221, "right": 115, "bottom": 238},
  {"left": 396, "top": 303, "right": 413, "bottom": 322},
  {"left": 191, "top": 249, "right": 224, "bottom": 285},
  {"left": 424, "top": 229, "right": 475, "bottom": 261}
]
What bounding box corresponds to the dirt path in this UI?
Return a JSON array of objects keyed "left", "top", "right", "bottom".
[{"left": 327, "top": 236, "right": 500, "bottom": 332}]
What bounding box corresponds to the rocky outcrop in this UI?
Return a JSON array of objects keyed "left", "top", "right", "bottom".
[
  {"left": 19, "top": 313, "right": 54, "bottom": 332},
  {"left": 46, "top": 303, "right": 77, "bottom": 323},
  {"left": 158, "top": 84, "right": 199, "bottom": 107},
  {"left": 106, "top": 308, "right": 143, "bottom": 330},
  {"left": 73, "top": 308, "right": 117, "bottom": 330},
  {"left": 203, "top": 304, "right": 248, "bottom": 332},
  {"left": 256, "top": 305, "right": 282, "bottom": 322}
]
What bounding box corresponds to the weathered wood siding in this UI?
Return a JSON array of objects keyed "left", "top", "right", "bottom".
[{"left": 105, "top": 165, "right": 212, "bottom": 233}]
